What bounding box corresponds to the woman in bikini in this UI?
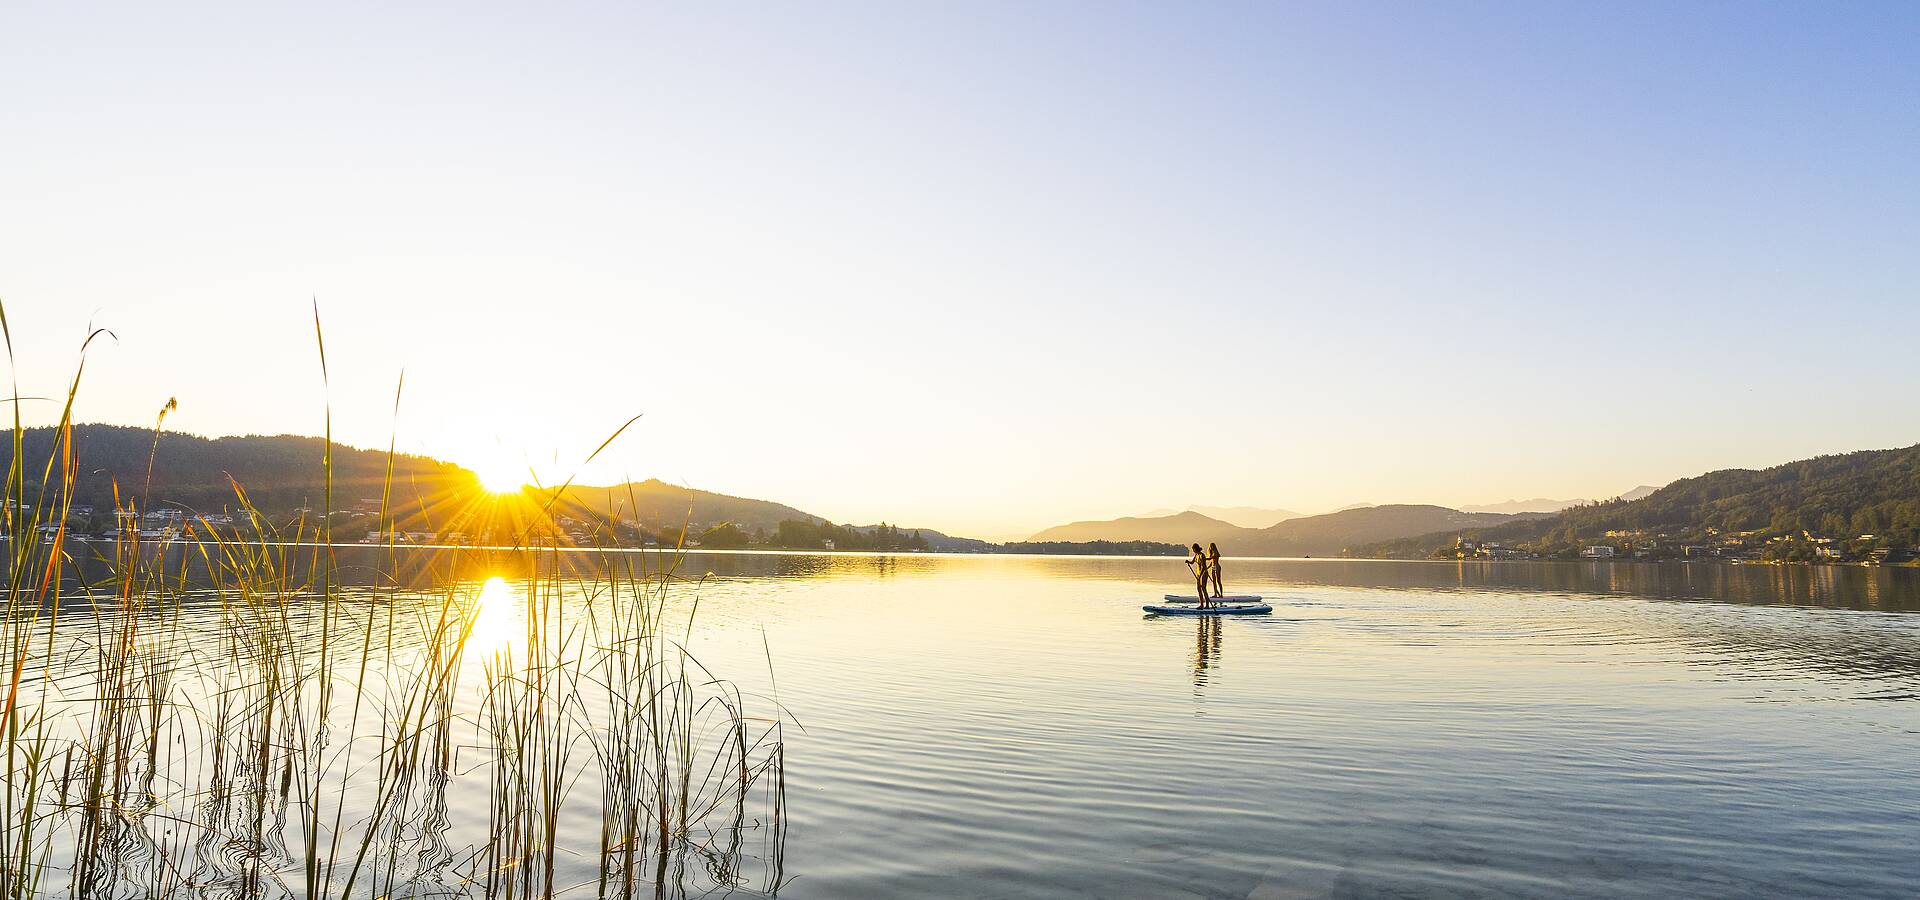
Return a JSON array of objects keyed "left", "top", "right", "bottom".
[
  {"left": 1187, "top": 543, "right": 1212, "bottom": 608},
  {"left": 1207, "top": 542, "right": 1224, "bottom": 599}
]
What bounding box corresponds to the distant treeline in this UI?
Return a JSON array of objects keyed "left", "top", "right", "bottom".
[
  {"left": 709, "top": 524, "right": 1177, "bottom": 556},
  {"left": 995, "top": 540, "right": 1181, "bottom": 555},
  {"left": 759, "top": 520, "right": 931, "bottom": 552}
]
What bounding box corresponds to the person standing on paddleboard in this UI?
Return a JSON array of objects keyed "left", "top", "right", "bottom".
[
  {"left": 1187, "top": 543, "right": 1212, "bottom": 608},
  {"left": 1207, "top": 543, "right": 1224, "bottom": 599}
]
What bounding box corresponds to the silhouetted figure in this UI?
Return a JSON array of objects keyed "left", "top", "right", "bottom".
[
  {"left": 1206, "top": 542, "right": 1223, "bottom": 598},
  {"left": 1187, "top": 543, "right": 1211, "bottom": 608}
]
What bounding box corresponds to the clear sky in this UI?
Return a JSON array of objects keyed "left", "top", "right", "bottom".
[{"left": 3, "top": 2, "right": 1917, "bottom": 539}]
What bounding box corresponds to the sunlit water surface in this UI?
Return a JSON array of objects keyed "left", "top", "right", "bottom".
[
  {"left": 50, "top": 552, "right": 1920, "bottom": 897},
  {"left": 674, "top": 555, "right": 1920, "bottom": 899}
]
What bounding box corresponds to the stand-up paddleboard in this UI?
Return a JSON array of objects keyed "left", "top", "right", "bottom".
[
  {"left": 1142, "top": 602, "right": 1272, "bottom": 616},
  {"left": 1162, "top": 594, "right": 1263, "bottom": 603}
]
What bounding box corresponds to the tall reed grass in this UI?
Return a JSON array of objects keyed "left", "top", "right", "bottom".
[{"left": 0, "top": 306, "right": 787, "bottom": 898}]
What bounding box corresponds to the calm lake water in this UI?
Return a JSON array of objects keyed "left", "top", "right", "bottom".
[{"left": 36, "top": 550, "right": 1920, "bottom": 897}]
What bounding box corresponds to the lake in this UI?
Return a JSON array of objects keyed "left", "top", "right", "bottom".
[{"left": 19, "top": 549, "right": 1920, "bottom": 898}]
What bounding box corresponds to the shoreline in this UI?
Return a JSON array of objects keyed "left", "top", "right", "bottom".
[{"left": 35, "top": 536, "right": 1920, "bottom": 567}]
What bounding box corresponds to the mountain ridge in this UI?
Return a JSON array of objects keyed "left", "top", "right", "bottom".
[
  {"left": 1349, "top": 451, "right": 1920, "bottom": 558},
  {"left": 1032, "top": 504, "right": 1546, "bottom": 557},
  {"left": 1032, "top": 510, "right": 1243, "bottom": 546},
  {"left": 1456, "top": 485, "right": 1662, "bottom": 515},
  {"left": 1458, "top": 497, "right": 1584, "bottom": 515},
  {"left": 1136, "top": 505, "right": 1304, "bottom": 528}
]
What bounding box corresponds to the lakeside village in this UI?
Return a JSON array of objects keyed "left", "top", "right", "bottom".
[
  {"left": 1442, "top": 529, "right": 1920, "bottom": 567},
  {"left": 10, "top": 498, "right": 937, "bottom": 553},
  {"left": 23, "top": 501, "right": 1919, "bottom": 566}
]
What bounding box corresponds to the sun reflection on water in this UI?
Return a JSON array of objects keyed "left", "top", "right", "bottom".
[{"left": 465, "top": 575, "right": 522, "bottom": 651}]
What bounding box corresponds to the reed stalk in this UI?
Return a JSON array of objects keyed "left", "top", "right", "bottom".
[{"left": 0, "top": 303, "right": 787, "bottom": 898}]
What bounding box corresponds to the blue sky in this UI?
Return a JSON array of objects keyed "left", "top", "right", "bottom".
[{"left": 3, "top": 2, "right": 1917, "bottom": 537}]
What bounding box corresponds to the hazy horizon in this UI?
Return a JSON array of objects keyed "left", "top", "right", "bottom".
[{"left": 6, "top": 2, "right": 1917, "bottom": 538}]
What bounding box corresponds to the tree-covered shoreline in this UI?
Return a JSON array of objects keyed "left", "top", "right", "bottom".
[{"left": 1351, "top": 445, "right": 1920, "bottom": 563}]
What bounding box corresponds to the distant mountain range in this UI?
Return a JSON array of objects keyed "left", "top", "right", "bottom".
[
  {"left": 1137, "top": 505, "right": 1304, "bottom": 528},
  {"left": 1457, "top": 486, "right": 1657, "bottom": 515},
  {"left": 1038, "top": 511, "right": 1243, "bottom": 546},
  {"left": 1619, "top": 485, "right": 1660, "bottom": 502},
  {"left": 1031, "top": 505, "right": 1548, "bottom": 557},
  {"left": 1137, "top": 497, "right": 1627, "bottom": 528},
  {"left": 1457, "top": 498, "right": 1584, "bottom": 514}
]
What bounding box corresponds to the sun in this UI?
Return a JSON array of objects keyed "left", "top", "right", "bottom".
[{"left": 473, "top": 457, "right": 529, "bottom": 495}]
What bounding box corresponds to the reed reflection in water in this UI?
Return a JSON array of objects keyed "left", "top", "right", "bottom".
[{"left": 2, "top": 537, "right": 788, "bottom": 900}]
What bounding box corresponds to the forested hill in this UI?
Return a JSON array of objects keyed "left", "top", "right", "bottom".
[
  {"left": 2, "top": 424, "right": 474, "bottom": 515},
  {"left": 4, "top": 425, "right": 1000, "bottom": 551},
  {"left": 860, "top": 526, "right": 991, "bottom": 553},
  {"left": 5, "top": 426, "right": 843, "bottom": 537},
  {"left": 1351, "top": 444, "right": 1920, "bottom": 558},
  {"left": 541, "top": 480, "right": 826, "bottom": 533}
]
